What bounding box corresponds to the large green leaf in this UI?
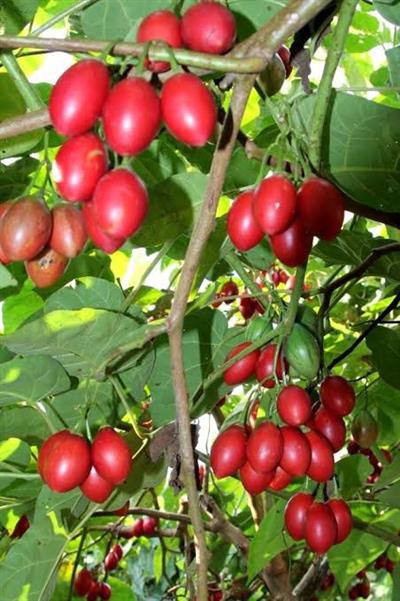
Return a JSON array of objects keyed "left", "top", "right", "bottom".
[
  {"left": 44, "top": 277, "right": 126, "bottom": 313},
  {"left": 374, "top": 0, "right": 400, "bottom": 25},
  {"left": 0, "top": 406, "right": 50, "bottom": 445},
  {"left": 3, "top": 308, "right": 159, "bottom": 379},
  {"left": 296, "top": 92, "right": 400, "bottom": 213},
  {"left": 0, "top": 356, "right": 70, "bottom": 407},
  {"left": 3, "top": 286, "right": 44, "bottom": 334},
  {"left": 229, "top": 0, "right": 288, "bottom": 30},
  {"left": 0, "top": 157, "right": 40, "bottom": 200},
  {"left": 387, "top": 46, "right": 400, "bottom": 90},
  {"left": 335, "top": 455, "right": 371, "bottom": 498},
  {"left": 367, "top": 326, "right": 400, "bottom": 389},
  {"left": 81, "top": 0, "right": 166, "bottom": 39},
  {"left": 0, "top": 0, "right": 40, "bottom": 34},
  {"left": 248, "top": 498, "right": 294, "bottom": 579},
  {"left": 313, "top": 231, "right": 400, "bottom": 281}
]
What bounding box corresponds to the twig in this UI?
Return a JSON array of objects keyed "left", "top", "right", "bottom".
[
  {"left": 201, "top": 494, "right": 249, "bottom": 554},
  {"left": 0, "top": 52, "right": 44, "bottom": 110},
  {"left": 0, "top": 108, "right": 50, "bottom": 139},
  {"left": 293, "top": 557, "right": 325, "bottom": 600},
  {"left": 30, "top": 0, "right": 98, "bottom": 37},
  {"left": 308, "top": 0, "right": 358, "bottom": 169}
]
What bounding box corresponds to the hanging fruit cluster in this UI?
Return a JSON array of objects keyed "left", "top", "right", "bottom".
[
  {"left": 227, "top": 174, "right": 345, "bottom": 267},
  {"left": 38, "top": 427, "right": 132, "bottom": 502},
  {"left": 74, "top": 567, "right": 112, "bottom": 601}
]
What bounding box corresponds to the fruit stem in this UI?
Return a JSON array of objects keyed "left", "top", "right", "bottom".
[
  {"left": 109, "top": 374, "right": 144, "bottom": 440},
  {"left": 136, "top": 41, "right": 151, "bottom": 76},
  {"left": 308, "top": 0, "right": 359, "bottom": 171},
  {"left": 67, "top": 526, "right": 87, "bottom": 601},
  {"left": 282, "top": 262, "right": 308, "bottom": 338},
  {"left": 225, "top": 251, "right": 270, "bottom": 311},
  {"left": 0, "top": 52, "right": 44, "bottom": 111}
]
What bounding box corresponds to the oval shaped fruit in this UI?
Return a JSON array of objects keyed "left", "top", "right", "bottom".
[
  {"left": 312, "top": 407, "right": 346, "bottom": 452},
  {"left": 270, "top": 218, "right": 313, "bottom": 267},
  {"left": 38, "top": 430, "right": 91, "bottom": 493},
  {"left": 268, "top": 466, "right": 293, "bottom": 490},
  {"left": 181, "top": 1, "right": 236, "bottom": 54},
  {"left": 99, "top": 582, "right": 112, "bottom": 600},
  {"left": 320, "top": 375, "right": 355, "bottom": 417},
  {"left": 92, "top": 427, "right": 132, "bottom": 485},
  {"left": 253, "top": 175, "right": 297, "bottom": 236},
  {"left": 285, "top": 323, "right": 320, "bottom": 381},
  {"left": 50, "top": 205, "right": 87, "bottom": 258},
  {"left": 305, "top": 430, "right": 335, "bottom": 483},
  {"left": 137, "top": 10, "right": 182, "bottom": 73},
  {"left": 87, "top": 581, "right": 101, "bottom": 601},
  {"left": 239, "top": 296, "right": 257, "bottom": 320},
  {"left": 277, "top": 45, "right": 292, "bottom": 78},
  {"left": 255, "top": 343, "right": 288, "bottom": 388},
  {"left": 284, "top": 492, "right": 314, "bottom": 540},
  {"left": 104, "top": 550, "right": 119, "bottom": 571},
  {"left": 304, "top": 502, "right": 337, "bottom": 554},
  {"left": 220, "top": 280, "right": 239, "bottom": 303},
  {"left": 53, "top": 133, "right": 107, "bottom": 202},
  {"left": 245, "top": 315, "right": 273, "bottom": 342},
  {"left": 280, "top": 426, "right": 311, "bottom": 476},
  {"left": 0, "top": 202, "right": 11, "bottom": 264},
  {"left": 227, "top": 190, "right": 264, "bottom": 252},
  {"left": 0, "top": 197, "right": 52, "bottom": 261},
  {"left": 239, "top": 461, "right": 274, "bottom": 495},
  {"left": 74, "top": 568, "right": 93, "bottom": 597},
  {"left": 25, "top": 247, "right": 68, "bottom": 288},
  {"left": 49, "top": 59, "right": 110, "bottom": 136},
  {"left": 102, "top": 78, "right": 161, "bottom": 156},
  {"left": 351, "top": 409, "right": 378, "bottom": 448},
  {"left": 327, "top": 498, "right": 352, "bottom": 544},
  {"left": 142, "top": 516, "right": 157, "bottom": 535},
  {"left": 161, "top": 73, "right": 216, "bottom": 147},
  {"left": 223, "top": 342, "right": 260, "bottom": 386},
  {"left": 297, "top": 177, "right": 345, "bottom": 241},
  {"left": 277, "top": 385, "right": 312, "bottom": 426},
  {"left": 111, "top": 544, "right": 123, "bottom": 560},
  {"left": 82, "top": 202, "right": 125, "bottom": 253},
  {"left": 259, "top": 54, "right": 286, "bottom": 97},
  {"left": 119, "top": 519, "right": 144, "bottom": 539},
  {"left": 10, "top": 515, "right": 30, "bottom": 539},
  {"left": 247, "top": 422, "right": 283, "bottom": 473},
  {"left": 210, "top": 425, "right": 247, "bottom": 478},
  {"left": 80, "top": 465, "right": 114, "bottom": 503},
  {"left": 92, "top": 169, "right": 148, "bottom": 239}
]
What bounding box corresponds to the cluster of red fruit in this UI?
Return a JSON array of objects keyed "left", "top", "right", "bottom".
[
  {"left": 104, "top": 543, "right": 124, "bottom": 572},
  {"left": 347, "top": 569, "right": 372, "bottom": 600},
  {"left": 284, "top": 492, "right": 352, "bottom": 553},
  {"left": 223, "top": 341, "right": 286, "bottom": 389},
  {"left": 118, "top": 516, "right": 157, "bottom": 540},
  {"left": 227, "top": 175, "right": 345, "bottom": 267},
  {"left": 74, "top": 567, "right": 112, "bottom": 601},
  {"left": 38, "top": 427, "right": 132, "bottom": 502},
  {"left": 347, "top": 439, "right": 392, "bottom": 484},
  {"left": 213, "top": 279, "right": 266, "bottom": 320}
]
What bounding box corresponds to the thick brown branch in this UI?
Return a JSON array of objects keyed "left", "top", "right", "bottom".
[
  {"left": 0, "top": 108, "right": 50, "bottom": 139},
  {"left": 201, "top": 494, "right": 249, "bottom": 554}
]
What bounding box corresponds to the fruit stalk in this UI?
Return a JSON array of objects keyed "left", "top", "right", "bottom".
[{"left": 0, "top": 51, "right": 44, "bottom": 111}]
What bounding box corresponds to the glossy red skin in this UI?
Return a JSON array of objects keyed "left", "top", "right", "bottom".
[
  {"left": 92, "top": 427, "right": 132, "bottom": 485},
  {"left": 25, "top": 247, "right": 68, "bottom": 288},
  {"left": 297, "top": 177, "right": 345, "bottom": 241},
  {"left": 255, "top": 343, "right": 288, "bottom": 388},
  {"left": 223, "top": 342, "right": 260, "bottom": 386},
  {"left": 50, "top": 205, "right": 87, "bottom": 258},
  {"left": 161, "top": 73, "right": 216, "bottom": 147},
  {"left": 327, "top": 498, "right": 353, "bottom": 543},
  {"left": 247, "top": 422, "right": 283, "bottom": 473},
  {"left": 280, "top": 426, "right": 311, "bottom": 476},
  {"left": 49, "top": 59, "right": 110, "bottom": 136},
  {"left": 277, "top": 46, "right": 292, "bottom": 78},
  {"left": 0, "top": 202, "right": 11, "bottom": 263},
  {"left": 305, "top": 502, "right": 338, "bottom": 553},
  {"left": 210, "top": 425, "right": 247, "bottom": 478},
  {"left": 0, "top": 197, "right": 52, "bottom": 261},
  {"left": 114, "top": 501, "right": 130, "bottom": 516},
  {"left": 305, "top": 430, "right": 335, "bottom": 483},
  {"left": 74, "top": 569, "right": 93, "bottom": 597},
  {"left": 137, "top": 10, "right": 182, "bottom": 73},
  {"left": 311, "top": 407, "right": 346, "bottom": 452},
  {"left": 10, "top": 515, "right": 30, "bottom": 539},
  {"left": 358, "top": 581, "right": 370, "bottom": 598},
  {"left": 239, "top": 461, "right": 274, "bottom": 495},
  {"left": 102, "top": 78, "right": 161, "bottom": 156},
  {"left": 87, "top": 581, "right": 101, "bottom": 601},
  {"left": 385, "top": 558, "right": 395, "bottom": 573},
  {"left": 99, "top": 583, "right": 112, "bottom": 600},
  {"left": 104, "top": 550, "right": 119, "bottom": 572},
  {"left": 320, "top": 375, "right": 355, "bottom": 417},
  {"left": 253, "top": 175, "right": 297, "bottom": 236},
  {"left": 284, "top": 492, "right": 314, "bottom": 540},
  {"left": 220, "top": 280, "right": 239, "bottom": 303},
  {"left": 227, "top": 190, "right": 264, "bottom": 251},
  {"left": 268, "top": 466, "right": 292, "bottom": 490},
  {"left": 181, "top": 2, "right": 236, "bottom": 54},
  {"left": 53, "top": 133, "right": 107, "bottom": 202},
  {"left": 92, "top": 169, "right": 148, "bottom": 239},
  {"left": 80, "top": 465, "right": 114, "bottom": 503},
  {"left": 277, "top": 385, "right": 312, "bottom": 426},
  {"left": 119, "top": 519, "right": 144, "bottom": 539},
  {"left": 270, "top": 217, "right": 313, "bottom": 268},
  {"left": 239, "top": 296, "right": 257, "bottom": 319},
  {"left": 82, "top": 202, "right": 125, "bottom": 253},
  {"left": 142, "top": 516, "right": 157, "bottom": 535},
  {"left": 38, "top": 430, "right": 91, "bottom": 492}
]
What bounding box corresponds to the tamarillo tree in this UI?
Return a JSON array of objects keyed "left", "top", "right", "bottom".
[{"left": 0, "top": 1, "right": 399, "bottom": 600}]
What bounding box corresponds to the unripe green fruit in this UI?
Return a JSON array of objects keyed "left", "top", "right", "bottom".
[
  {"left": 259, "top": 54, "right": 286, "bottom": 97},
  {"left": 285, "top": 323, "right": 320, "bottom": 381},
  {"left": 245, "top": 315, "right": 273, "bottom": 341},
  {"left": 351, "top": 409, "right": 378, "bottom": 448}
]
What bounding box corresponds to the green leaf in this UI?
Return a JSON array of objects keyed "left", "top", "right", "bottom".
[
  {"left": 241, "top": 238, "right": 273, "bottom": 271},
  {"left": 0, "top": 157, "right": 40, "bottom": 200},
  {"left": 0, "top": 406, "right": 50, "bottom": 445},
  {"left": 0, "top": 264, "right": 17, "bottom": 290},
  {"left": 352, "top": 11, "right": 380, "bottom": 33},
  {"left": 0, "top": 356, "right": 70, "bottom": 407},
  {"left": 296, "top": 92, "right": 400, "bottom": 213},
  {"left": 230, "top": 0, "right": 288, "bottom": 30},
  {"left": 366, "top": 326, "right": 400, "bottom": 389},
  {"left": 132, "top": 136, "right": 187, "bottom": 187},
  {"left": 248, "top": 498, "right": 294, "bottom": 579},
  {"left": 377, "top": 481, "right": 400, "bottom": 508},
  {"left": 3, "top": 308, "right": 156, "bottom": 379},
  {"left": 3, "top": 286, "right": 44, "bottom": 334},
  {"left": 374, "top": 0, "right": 400, "bottom": 25},
  {"left": 345, "top": 33, "right": 380, "bottom": 53},
  {"left": 335, "top": 455, "right": 371, "bottom": 498},
  {"left": 0, "top": 0, "right": 40, "bottom": 34},
  {"left": 81, "top": 0, "right": 166, "bottom": 40},
  {"left": 387, "top": 46, "right": 400, "bottom": 90},
  {"left": 44, "top": 277, "right": 125, "bottom": 313},
  {"left": 132, "top": 173, "right": 208, "bottom": 248},
  {"left": 313, "top": 231, "right": 400, "bottom": 281}
]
